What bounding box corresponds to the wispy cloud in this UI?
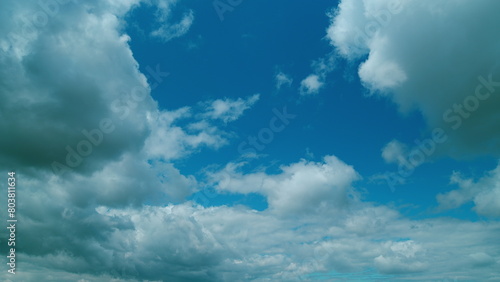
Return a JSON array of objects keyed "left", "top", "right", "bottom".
[
  {"left": 275, "top": 71, "right": 293, "bottom": 90},
  {"left": 151, "top": 9, "right": 194, "bottom": 42},
  {"left": 201, "top": 94, "right": 260, "bottom": 123}
]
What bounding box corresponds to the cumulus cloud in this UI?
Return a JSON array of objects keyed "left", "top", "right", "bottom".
[
  {"left": 6, "top": 169, "right": 500, "bottom": 280},
  {"left": 0, "top": 0, "right": 154, "bottom": 174},
  {"left": 201, "top": 94, "right": 260, "bottom": 123},
  {"left": 327, "top": 0, "right": 500, "bottom": 158},
  {"left": 438, "top": 163, "right": 500, "bottom": 217},
  {"left": 2, "top": 149, "right": 500, "bottom": 281},
  {"left": 210, "top": 155, "right": 360, "bottom": 215}
]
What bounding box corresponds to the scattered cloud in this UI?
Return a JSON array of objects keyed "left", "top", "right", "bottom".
[
  {"left": 438, "top": 163, "right": 500, "bottom": 217},
  {"left": 201, "top": 94, "right": 260, "bottom": 123},
  {"left": 144, "top": 107, "right": 230, "bottom": 161},
  {"left": 299, "top": 54, "right": 336, "bottom": 96},
  {"left": 151, "top": 9, "right": 194, "bottom": 42},
  {"left": 145, "top": 0, "right": 194, "bottom": 42},
  {"left": 381, "top": 139, "right": 408, "bottom": 165},
  {"left": 299, "top": 74, "right": 324, "bottom": 95}
]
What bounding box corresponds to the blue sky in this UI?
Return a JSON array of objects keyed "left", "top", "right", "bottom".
[
  {"left": 1, "top": 0, "right": 500, "bottom": 281},
  {"left": 126, "top": 0, "right": 497, "bottom": 217}
]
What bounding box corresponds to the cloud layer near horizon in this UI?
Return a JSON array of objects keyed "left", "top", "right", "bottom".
[{"left": 6, "top": 155, "right": 500, "bottom": 281}]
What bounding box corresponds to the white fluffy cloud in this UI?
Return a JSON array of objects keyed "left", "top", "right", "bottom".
[
  {"left": 210, "top": 155, "right": 360, "bottom": 215},
  {"left": 327, "top": 0, "right": 500, "bottom": 158},
  {"left": 438, "top": 163, "right": 500, "bottom": 217}
]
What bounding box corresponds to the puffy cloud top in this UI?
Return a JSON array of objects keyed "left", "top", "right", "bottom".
[
  {"left": 212, "top": 155, "right": 360, "bottom": 215},
  {"left": 327, "top": 0, "right": 500, "bottom": 158},
  {"left": 0, "top": 0, "right": 155, "bottom": 174}
]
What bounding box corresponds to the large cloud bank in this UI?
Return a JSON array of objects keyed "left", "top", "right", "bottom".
[{"left": 0, "top": 0, "right": 499, "bottom": 281}]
